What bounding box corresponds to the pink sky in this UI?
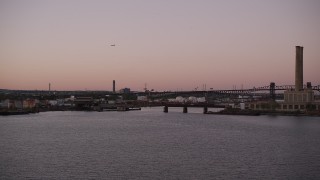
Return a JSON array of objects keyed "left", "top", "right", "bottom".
[{"left": 1, "top": 0, "right": 320, "bottom": 91}]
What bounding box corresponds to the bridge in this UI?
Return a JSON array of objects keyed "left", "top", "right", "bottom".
[
  {"left": 1, "top": 84, "right": 319, "bottom": 99},
  {"left": 136, "top": 83, "right": 320, "bottom": 98},
  {"left": 161, "top": 102, "right": 225, "bottom": 114}
]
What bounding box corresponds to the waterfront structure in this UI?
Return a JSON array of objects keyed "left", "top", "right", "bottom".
[
  {"left": 137, "top": 96, "right": 148, "bottom": 101},
  {"left": 0, "top": 99, "right": 16, "bottom": 109},
  {"left": 23, "top": 99, "right": 38, "bottom": 109},
  {"left": 119, "top": 88, "right": 130, "bottom": 94},
  {"left": 248, "top": 46, "right": 319, "bottom": 112},
  {"left": 279, "top": 46, "right": 318, "bottom": 111}
]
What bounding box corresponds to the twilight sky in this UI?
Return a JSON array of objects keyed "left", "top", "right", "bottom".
[{"left": 1, "top": 0, "right": 319, "bottom": 91}]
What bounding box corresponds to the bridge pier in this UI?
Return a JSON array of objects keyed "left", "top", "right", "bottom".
[
  {"left": 183, "top": 106, "right": 188, "bottom": 113},
  {"left": 203, "top": 106, "right": 208, "bottom": 114},
  {"left": 270, "top": 82, "right": 276, "bottom": 100},
  {"left": 163, "top": 106, "right": 168, "bottom": 113}
]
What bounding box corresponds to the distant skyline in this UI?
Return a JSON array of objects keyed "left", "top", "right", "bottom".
[{"left": 1, "top": 0, "right": 320, "bottom": 91}]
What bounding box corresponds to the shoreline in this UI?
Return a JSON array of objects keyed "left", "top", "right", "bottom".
[
  {"left": 1, "top": 107, "right": 320, "bottom": 117},
  {"left": 206, "top": 109, "right": 320, "bottom": 117}
]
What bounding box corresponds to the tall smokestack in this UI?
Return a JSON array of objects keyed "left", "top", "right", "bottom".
[
  {"left": 113, "top": 80, "right": 115, "bottom": 92},
  {"left": 295, "top": 46, "right": 303, "bottom": 91}
]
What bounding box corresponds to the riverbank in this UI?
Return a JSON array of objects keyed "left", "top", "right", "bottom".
[
  {"left": 0, "top": 109, "right": 39, "bottom": 116},
  {"left": 207, "top": 109, "right": 260, "bottom": 116},
  {"left": 0, "top": 106, "right": 143, "bottom": 115},
  {"left": 207, "top": 108, "right": 320, "bottom": 116}
]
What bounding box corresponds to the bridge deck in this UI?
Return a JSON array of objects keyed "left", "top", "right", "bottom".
[{"left": 161, "top": 103, "right": 225, "bottom": 108}]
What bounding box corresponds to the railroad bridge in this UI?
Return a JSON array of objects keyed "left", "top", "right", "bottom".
[
  {"left": 136, "top": 83, "right": 320, "bottom": 99},
  {"left": 161, "top": 102, "right": 225, "bottom": 114}
]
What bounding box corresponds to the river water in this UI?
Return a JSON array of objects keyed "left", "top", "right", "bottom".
[{"left": 1, "top": 107, "right": 320, "bottom": 179}]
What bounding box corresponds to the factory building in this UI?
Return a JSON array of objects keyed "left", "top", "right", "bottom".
[
  {"left": 248, "top": 46, "right": 319, "bottom": 112},
  {"left": 279, "top": 46, "right": 318, "bottom": 111}
]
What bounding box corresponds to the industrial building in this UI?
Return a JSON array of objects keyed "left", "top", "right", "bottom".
[
  {"left": 279, "top": 46, "right": 318, "bottom": 111},
  {"left": 249, "top": 46, "right": 319, "bottom": 112}
]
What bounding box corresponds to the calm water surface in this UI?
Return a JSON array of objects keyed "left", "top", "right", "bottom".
[{"left": 1, "top": 107, "right": 320, "bottom": 179}]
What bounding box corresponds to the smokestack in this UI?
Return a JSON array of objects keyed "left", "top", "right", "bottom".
[
  {"left": 295, "top": 46, "right": 303, "bottom": 91},
  {"left": 113, "top": 80, "right": 115, "bottom": 92}
]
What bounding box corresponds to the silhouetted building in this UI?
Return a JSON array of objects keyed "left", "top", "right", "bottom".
[{"left": 119, "top": 88, "right": 130, "bottom": 94}]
